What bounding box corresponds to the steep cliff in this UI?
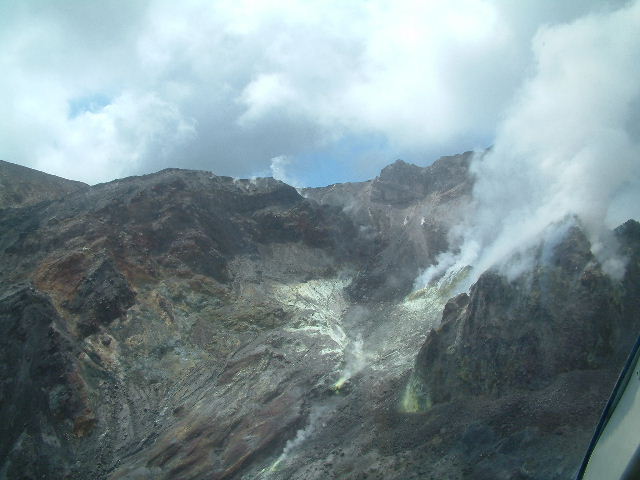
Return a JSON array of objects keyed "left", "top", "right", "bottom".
[
  {"left": 404, "top": 219, "right": 640, "bottom": 478},
  {"left": 304, "top": 152, "right": 473, "bottom": 301}
]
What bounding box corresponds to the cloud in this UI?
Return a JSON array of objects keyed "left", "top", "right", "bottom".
[
  {"left": 39, "top": 92, "right": 196, "bottom": 183},
  {"left": 416, "top": 0, "right": 640, "bottom": 289},
  {"left": 0, "top": 0, "right": 632, "bottom": 184}
]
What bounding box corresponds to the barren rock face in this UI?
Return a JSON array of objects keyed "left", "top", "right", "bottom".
[
  {"left": 0, "top": 166, "right": 377, "bottom": 479},
  {"left": 0, "top": 160, "right": 88, "bottom": 209},
  {"left": 413, "top": 222, "right": 640, "bottom": 405},
  {"left": 0, "top": 285, "right": 85, "bottom": 479},
  {"left": 0, "top": 157, "right": 638, "bottom": 480},
  {"left": 304, "top": 151, "right": 473, "bottom": 301}
]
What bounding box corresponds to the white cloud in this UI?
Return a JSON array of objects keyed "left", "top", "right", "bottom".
[
  {"left": 238, "top": 73, "right": 298, "bottom": 125},
  {"left": 0, "top": 0, "right": 632, "bottom": 184},
  {"left": 36, "top": 92, "right": 196, "bottom": 183}
]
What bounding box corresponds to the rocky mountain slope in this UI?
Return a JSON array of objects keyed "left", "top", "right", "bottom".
[
  {"left": 303, "top": 153, "right": 473, "bottom": 301},
  {"left": 0, "top": 155, "right": 638, "bottom": 480},
  {"left": 0, "top": 160, "right": 88, "bottom": 209}
]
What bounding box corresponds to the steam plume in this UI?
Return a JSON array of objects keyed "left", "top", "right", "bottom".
[{"left": 417, "top": 1, "right": 640, "bottom": 289}]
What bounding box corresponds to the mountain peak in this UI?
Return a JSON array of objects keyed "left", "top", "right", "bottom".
[{"left": 0, "top": 160, "right": 88, "bottom": 209}]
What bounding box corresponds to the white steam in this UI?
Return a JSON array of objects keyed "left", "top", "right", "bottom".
[
  {"left": 270, "top": 155, "right": 302, "bottom": 188},
  {"left": 417, "top": 1, "right": 640, "bottom": 289},
  {"left": 264, "top": 405, "right": 331, "bottom": 474},
  {"left": 332, "top": 334, "right": 371, "bottom": 391}
]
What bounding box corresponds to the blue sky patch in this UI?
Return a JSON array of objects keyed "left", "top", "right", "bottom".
[
  {"left": 293, "top": 133, "right": 394, "bottom": 187},
  {"left": 68, "top": 93, "right": 111, "bottom": 118}
]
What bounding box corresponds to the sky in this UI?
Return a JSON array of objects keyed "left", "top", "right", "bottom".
[{"left": 0, "top": 0, "right": 633, "bottom": 187}]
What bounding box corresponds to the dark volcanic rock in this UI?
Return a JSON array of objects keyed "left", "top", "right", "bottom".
[
  {"left": 413, "top": 223, "right": 639, "bottom": 404},
  {"left": 400, "top": 220, "right": 640, "bottom": 479},
  {"left": 0, "top": 160, "right": 88, "bottom": 209},
  {"left": 66, "top": 259, "right": 136, "bottom": 337},
  {"left": 371, "top": 160, "right": 427, "bottom": 205},
  {"left": 0, "top": 285, "right": 85, "bottom": 479},
  {"left": 371, "top": 155, "right": 471, "bottom": 205},
  {"left": 0, "top": 166, "right": 375, "bottom": 480}
]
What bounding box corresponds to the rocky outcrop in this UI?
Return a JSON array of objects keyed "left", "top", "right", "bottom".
[
  {"left": 305, "top": 151, "right": 474, "bottom": 301},
  {"left": 65, "top": 259, "right": 136, "bottom": 337},
  {"left": 0, "top": 285, "right": 88, "bottom": 479},
  {"left": 413, "top": 221, "right": 640, "bottom": 405},
  {"left": 401, "top": 219, "right": 640, "bottom": 479}
]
